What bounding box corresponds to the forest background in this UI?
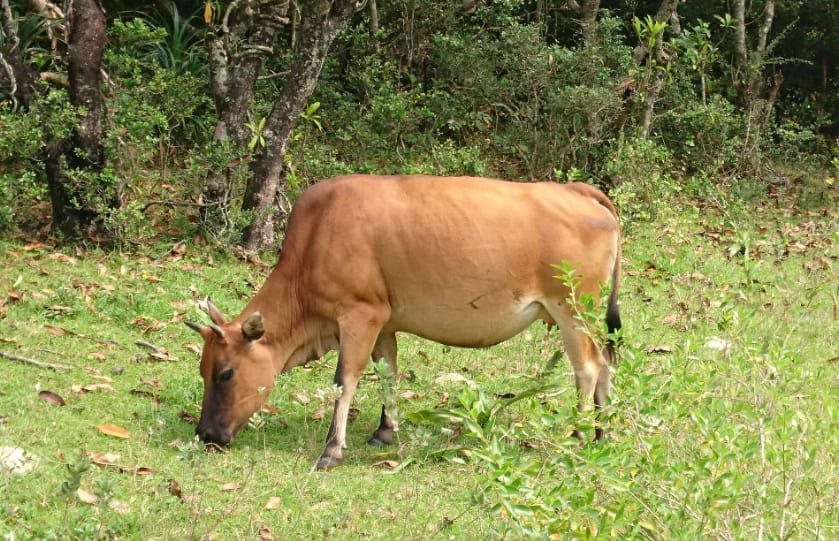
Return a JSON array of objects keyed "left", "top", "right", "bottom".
[{"left": 1, "top": 0, "right": 837, "bottom": 247}]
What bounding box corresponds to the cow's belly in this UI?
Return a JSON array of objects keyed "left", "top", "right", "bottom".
[{"left": 386, "top": 295, "right": 550, "bottom": 348}]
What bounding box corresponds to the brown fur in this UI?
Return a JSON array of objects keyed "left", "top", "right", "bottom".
[{"left": 187, "top": 175, "right": 622, "bottom": 469}]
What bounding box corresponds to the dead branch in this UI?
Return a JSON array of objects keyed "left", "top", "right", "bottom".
[
  {"left": 135, "top": 340, "right": 164, "bottom": 353},
  {"left": 50, "top": 325, "right": 120, "bottom": 347},
  {"left": 0, "top": 350, "right": 72, "bottom": 371},
  {"left": 140, "top": 200, "right": 206, "bottom": 213}
]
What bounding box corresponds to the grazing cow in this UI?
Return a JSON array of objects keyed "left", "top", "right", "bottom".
[{"left": 186, "top": 175, "right": 621, "bottom": 470}]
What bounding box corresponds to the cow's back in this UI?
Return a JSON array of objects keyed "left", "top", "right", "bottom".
[{"left": 279, "top": 175, "right": 619, "bottom": 346}]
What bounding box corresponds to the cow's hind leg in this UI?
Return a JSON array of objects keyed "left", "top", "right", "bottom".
[
  {"left": 368, "top": 332, "right": 398, "bottom": 446},
  {"left": 550, "top": 305, "right": 611, "bottom": 442},
  {"left": 316, "top": 306, "right": 387, "bottom": 471}
]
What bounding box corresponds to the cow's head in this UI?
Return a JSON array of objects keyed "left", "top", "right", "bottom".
[{"left": 185, "top": 300, "right": 275, "bottom": 446}]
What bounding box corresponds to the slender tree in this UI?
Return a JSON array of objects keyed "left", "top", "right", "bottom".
[
  {"left": 2, "top": 0, "right": 113, "bottom": 238},
  {"left": 0, "top": 0, "right": 39, "bottom": 109},
  {"left": 634, "top": 0, "right": 681, "bottom": 138},
  {"left": 43, "top": 0, "right": 114, "bottom": 238},
  {"left": 731, "top": 0, "right": 781, "bottom": 156},
  {"left": 563, "top": 0, "right": 600, "bottom": 44},
  {"left": 240, "top": 0, "right": 357, "bottom": 252},
  {"left": 201, "top": 0, "right": 291, "bottom": 226}
]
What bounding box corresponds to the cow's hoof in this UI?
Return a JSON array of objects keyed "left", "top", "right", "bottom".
[
  {"left": 314, "top": 455, "right": 342, "bottom": 471},
  {"left": 366, "top": 435, "right": 391, "bottom": 447},
  {"left": 366, "top": 429, "right": 393, "bottom": 446}
]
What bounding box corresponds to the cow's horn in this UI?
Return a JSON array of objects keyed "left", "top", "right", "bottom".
[
  {"left": 200, "top": 297, "right": 227, "bottom": 325},
  {"left": 242, "top": 312, "right": 265, "bottom": 341},
  {"left": 184, "top": 321, "right": 205, "bottom": 334},
  {"left": 208, "top": 323, "right": 225, "bottom": 339}
]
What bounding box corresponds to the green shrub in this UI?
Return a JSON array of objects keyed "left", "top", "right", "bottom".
[
  {"left": 657, "top": 95, "right": 746, "bottom": 175},
  {"left": 604, "top": 137, "right": 678, "bottom": 222}
]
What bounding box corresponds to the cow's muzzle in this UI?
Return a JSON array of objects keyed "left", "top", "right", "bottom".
[{"left": 196, "top": 423, "right": 232, "bottom": 447}]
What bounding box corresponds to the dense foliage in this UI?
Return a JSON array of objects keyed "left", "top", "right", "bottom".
[{"left": 1, "top": 0, "right": 837, "bottom": 243}]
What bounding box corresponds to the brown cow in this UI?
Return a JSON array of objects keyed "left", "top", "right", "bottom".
[{"left": 186, "top": 175, "right": 621, "bottom": 470}]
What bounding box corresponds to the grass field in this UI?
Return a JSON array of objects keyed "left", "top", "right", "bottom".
[{"left": 1, "top": 189, "right": 837, "bottom": 540}]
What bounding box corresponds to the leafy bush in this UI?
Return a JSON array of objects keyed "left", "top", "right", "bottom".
[
  {"left": 604, "top": 137, "right": 679, "bottom": 222},
  {"left": 0, "top": 90, "right": 82, "bottom": 231},
  {"left": 656, "top": 95, "right": 746, "bottom": 175}
]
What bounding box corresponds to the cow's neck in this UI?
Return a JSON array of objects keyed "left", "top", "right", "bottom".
[{"left": 235, "top": 266, "right": 324, "bottom": 376}]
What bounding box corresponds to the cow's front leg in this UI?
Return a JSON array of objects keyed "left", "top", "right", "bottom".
[
  {"left": 315, "top": 307, "right": 386, "bottom": 471},
  {"left": 368, "top": 332, "right": 397, "bottom": 446}
]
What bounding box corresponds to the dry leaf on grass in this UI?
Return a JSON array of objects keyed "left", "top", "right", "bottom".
[
  {"left": 433, "top": 373, "right": 477, "bottom": 389},
  {"left": 48, "top": 253, "right": 77, "bottom": 265},
  {"left": 168, "top": 479, "right": 184, "bottom": 500},
  {"left": 264, "top": 496, "right": 281, "bottom": 509},
  {"left": 372, "top": 459, "right": 400, "bottom": 470},
  {"left": 291, "top": 391, "right": 310, "bottom": 405},
  {"left": 86, "top": 451, "right": 153, "bottom": 476},
  {"left": 398, "top": 389, "right": 423, "bottom": 400},
  {"left": 644, "top": 345, "right": 675, "bottom": 354},
  {"left": 76, "top": 488, "right": 98, "bottom": 505},
  {"left": 179, "top": 410, "right": 199, "bottom": 424},
  {"left": 258, "top": 525, "right": 274, "bottom": 540},
  {"left": 220, "top": 482, "right": 241, "bottom": 491},
  {"left": 38, "top": 390, "right": 65, "bottom": 406},
  {"left": 81, "top": 383, "right": 114, "bottom": 393},
  {"left": 96, "top": 424, "right": 130, "bottom": 439},
  {"left": 87, "top": 451, "right": 121, "bottom": 466},
  {"left": 146, "top": 350, "right": 177, "bottom": 362}
]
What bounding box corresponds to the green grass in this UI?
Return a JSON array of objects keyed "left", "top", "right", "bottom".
[{"left": 1, "top": 195, "right": 837, "bottom": 539}]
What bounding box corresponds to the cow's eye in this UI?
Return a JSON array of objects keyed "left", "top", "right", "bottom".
[{"left": 218, "top": 369, "right": 234, "bottom": 383}]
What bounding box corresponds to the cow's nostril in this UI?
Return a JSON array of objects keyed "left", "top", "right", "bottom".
[{"left": 196, "top": 425, "right": 231, "bottom": 447}]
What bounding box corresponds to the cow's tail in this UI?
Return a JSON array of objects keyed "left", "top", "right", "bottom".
[
  {"left": 565, "top": 182, "right": 623, "bottom": 363},
  {"left": 604, "top": 242, "right": 622, "bottom": 364}
]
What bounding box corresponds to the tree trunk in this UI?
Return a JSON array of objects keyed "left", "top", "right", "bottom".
[
  {"left": 733, "top": 0, "right": 776, "bottom": 107},
  {"left": 733, "top": 0, "right": 748, "bottom": 100},
  {"left": 578, "top": 0, "right": 600, "bottom": 44},
  {"left": 637, "top": 0, "right": 680, "bottom": 138},
  {"left": 240, "top": 0, "right": 356, "bottom": 253},
  {"left": 368, "top": 0, "right": 379, "bottom": 38},
  {"left": 561, "top": 1, "right": 600, "bottom": 44},
  {"left": 201, "top": 1, "right": 291, "bottom": 226},
  {"left": 44, "top": 0, "right": 112, "bottom": 239},
  {"left": 0, "top": 0, "right": 39, "bottom": 109},
  {"left": 731, "top": 0, "right": 778, "bottom": 158}
]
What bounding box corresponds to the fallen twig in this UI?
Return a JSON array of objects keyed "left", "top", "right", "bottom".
[
  {"left": 140, "top": 200, "right": 216, "bottom": 213},
  {"left": 135, "top": 340, "right": 164, "bottom": 353},
  {"left": 0, "top": 351, "right": 72, "bottom": 371},
  {"left": 49, "top": 325, "right": 119, "bottom": 347}
]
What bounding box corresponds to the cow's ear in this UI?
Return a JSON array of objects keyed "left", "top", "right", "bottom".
[{"left": 242, "top": 312, "right": 265, "bottom": 341}]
